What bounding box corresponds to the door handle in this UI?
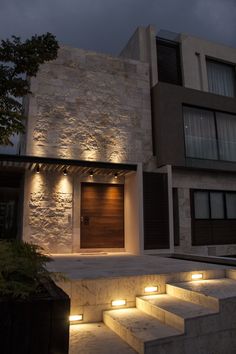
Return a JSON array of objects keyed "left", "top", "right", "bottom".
[{"left": 81, "top": 216, "right": 89, "bottom": 225}]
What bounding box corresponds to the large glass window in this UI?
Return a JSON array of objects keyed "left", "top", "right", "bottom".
[
  {"left": 207, "top": 59, "right": 236, "bottom": 97},
  {"left": 183, "top": 106, "right": 218, "bottom": 160},
  {"left": 183, "top": 106, "right": 236, "bottom": 162}
]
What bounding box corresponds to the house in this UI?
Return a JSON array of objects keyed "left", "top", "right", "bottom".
[{"left": 1, "top": 25, "right": 236, "bottom": 258}]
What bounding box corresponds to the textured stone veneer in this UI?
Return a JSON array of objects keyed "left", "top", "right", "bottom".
[
  {"left": 173, "top": 169, "right": 236, "bottom": 256},
  {"left": 24, "top": 172, "right": 73, "bottom": 253},
  {"left": 25, "top": 46, "right": 153, "bottom": 166}
]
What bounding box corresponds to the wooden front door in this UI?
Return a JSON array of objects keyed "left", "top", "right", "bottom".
[{"left": 80, "top": 183, "right": 124, "bottom": 248}]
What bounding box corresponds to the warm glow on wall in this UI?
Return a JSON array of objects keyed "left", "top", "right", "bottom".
[
  {"left": 111, "top": 299, "right": 126, "bottom": 307},
  {"left": 191, "top": 273, "right": 203, "bottom": 280},
  {"left": 69, "top": 314, "right": 83, "bottom": 323},
  {"left": 144, "top": 286, "right": 158, "bottom": 293},
  {"left": 56, "top": 175, "right": 71, "bottom": 193}
]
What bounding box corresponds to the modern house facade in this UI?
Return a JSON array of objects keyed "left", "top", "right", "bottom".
[{"left": 1, "top": 25, "right": 236, "bottom": 257}]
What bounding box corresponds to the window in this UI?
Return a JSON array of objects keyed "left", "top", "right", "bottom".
[
  {"left": 183, "top": 106, "right": 218, "bottom": 160},
  {"left": 206, "top": 59, "right": 236, "bottom": 97},
  {"left": 194, "top": 191, "right": 210, "bottom": 219},
  {"left": 193, "top": 190, "right": 236, "bottom": 220},
  {"left": 226, "top": 193, "right": 236, "bottom": 219},
  {"left": 216, "top": 112, "right": 236, "bottom": 162},
  {"left": 183, "top": 105, "right": 236, "bottom": 162},
  {"left": 156, "top": 38, "right": 182, "bottom": 85},
  {"left": 192, "top": 189, "right": 236, "bottom": 246}
]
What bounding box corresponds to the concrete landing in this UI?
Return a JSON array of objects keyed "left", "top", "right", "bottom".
[
  {"left": 48, "top": 254, "right": 234, "bottom": 322},
  {"left": 49, "top": 254, "right": 230, "bottom": 280},
  {"left": 69, "top": 323, "right": 136, "bottom": 354}
]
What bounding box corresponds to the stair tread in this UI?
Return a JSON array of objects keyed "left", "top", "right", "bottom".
[
  {"left": 69, "top": 323, "right": 136, "bottom": 354},
  {"left": 138, "top": 294, "right": 217, "bottom": 318},
  {"left": 170, "top": 278, "right": 236, "bottom": 299},
  {"left": 104, "top": 308, "right": 182, "bottom": 342}
]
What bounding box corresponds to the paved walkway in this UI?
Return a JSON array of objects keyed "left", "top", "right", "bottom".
[{"left": 48, "top": 253, "right": 232, "bottom": 280}]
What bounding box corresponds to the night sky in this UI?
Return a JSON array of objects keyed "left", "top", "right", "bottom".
[{"left": 1, "top": 0, "right": 236, "bottom": 55}]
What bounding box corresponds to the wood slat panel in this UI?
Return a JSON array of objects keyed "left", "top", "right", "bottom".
[
  {"left": 143, "top": 172, "right": 169, "bottom": 250},
  {"left": 81, "top": 183, "right": 124, "bottom": 248}
]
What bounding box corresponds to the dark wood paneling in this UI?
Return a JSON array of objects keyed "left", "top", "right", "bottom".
[
  {"left": 173, "top": 188, "right": 180, "bottom": 246},
  {"left": 143, "top": 172, "right": 169, "bottom": 249},
  {"left": 81, "top": 183, "right": 124, "bottom": 248},
  {"left": 192, "top": 220, "right": 236, "bottom": 246}
]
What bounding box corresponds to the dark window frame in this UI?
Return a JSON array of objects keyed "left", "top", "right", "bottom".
[
  {"left": 191, "top": 189, "right": 236, "bottom": 221},
  {"left": 183, "top": 104, "right": 236, "bottom": 163}
]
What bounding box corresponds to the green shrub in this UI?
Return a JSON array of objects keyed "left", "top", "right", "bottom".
[{"left": 0, "top": 240, "right": 53, "bottom": 299}]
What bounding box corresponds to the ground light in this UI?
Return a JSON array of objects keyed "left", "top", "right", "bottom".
[
  {"left": 144, "top": 286, "right": 158, "bottom": 293},
  {"left": 111, "top": 299, "right": 126, "bottom": 307},
  {"left": 191, "top": 273, "right": 203, "bottom": 280},
  {"left": 69, "top": 315, "right": 83, "bottom": 323}
]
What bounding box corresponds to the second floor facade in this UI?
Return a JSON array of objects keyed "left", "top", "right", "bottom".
[{"left": 121, "top": 25, "right": 236, "bottom": 171}]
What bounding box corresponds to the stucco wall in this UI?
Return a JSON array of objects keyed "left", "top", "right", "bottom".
[
  {"left": 173, "top": 169, "right": 236, "bottom": 256},
  {"left": 180, "top": 34, "right": 236, "bottom": 91},
  {"left": 25, "top": 46, "right": 153, "bottom": 167}
]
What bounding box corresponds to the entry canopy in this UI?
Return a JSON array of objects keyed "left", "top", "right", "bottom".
[{"left": 0, "top": 154, "right": 137, "bottom": 176}]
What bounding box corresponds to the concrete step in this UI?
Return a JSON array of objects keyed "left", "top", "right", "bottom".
[
  {"left": 103, "top": 308, "right": 183, "bottom": 354},
  {"left": 166, "top": 278, "right": 236, "bottom": 311},
  {"left": 69, "top": 323, "right": 137, "bottom": 354},
  {"left": 136, "top": 294, "right": 217, "bottom": 332}
]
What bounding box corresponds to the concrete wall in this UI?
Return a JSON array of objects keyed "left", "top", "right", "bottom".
[
  {"left": 25, "top": 46, "right": 153, "bottom": 168},
  {"left": 172, "top": 168, "right": 236, "bottom": 256},
  {"left": 120, "top": 25, "right": 158, "bottom": 87},
  {"left": 180, "top": 34, "right": 236, "bottom": 91}
]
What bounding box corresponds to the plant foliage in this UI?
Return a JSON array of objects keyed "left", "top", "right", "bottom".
[
  {"left": 0, "top": 240, "right": 54, "bottom": 299},
  {"left": 0, "top": 32, "right": 59, "bottom": 145}
]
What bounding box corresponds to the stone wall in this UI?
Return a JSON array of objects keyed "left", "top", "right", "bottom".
[
  {"left": 173, "top": 169, "right": 236, "bottom": 256},
  {"left": 25, "top": 46, "right": 153, "bottom": 167},
  {"left": 23, "top": 171, "right": 73, "bottom": 253}
]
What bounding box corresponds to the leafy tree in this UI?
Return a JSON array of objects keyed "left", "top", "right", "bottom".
[{"left": 0, "top": 33, "right": 59, "bottom": 145}]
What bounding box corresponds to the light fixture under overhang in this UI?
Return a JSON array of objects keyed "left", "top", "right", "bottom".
[
  {"left": 144, "top": 286, "right": 158, "bottom": 293},
  {"left": 191, "top": 273, "right": 203, "bottom": 280},
  {"left": 69, "top": 314, "right": 83, "bottom": 323},
  {"left": 111, "top": 299, "right": 126, "bottom": 307},
  {"left": 114, "top": 173, "right": 118, "bottom": 179},
  {"left": 89, "top": 170, "right": 94, "bottom": 177},
  {"left": 36, "top": 165, "right": 40, "bottom": 174},
  {"left": 63, "top": 168, "right": 68, "bottom": 176}
]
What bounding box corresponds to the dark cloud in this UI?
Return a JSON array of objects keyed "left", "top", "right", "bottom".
[{"left": 1, "top": 0, "right": 236, "bottom": 55}]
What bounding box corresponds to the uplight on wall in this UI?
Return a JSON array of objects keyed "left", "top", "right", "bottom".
[
  {"left": 191, "top": 273, "right": 203, "bottom": 280},
  {"left": 69, "top": 314, "right": 83, "bottom": 323},
  {"left": 111, "top": 299, "right": 126, "bottom": 307},
  {"left": 144, "top": 286, "right": 158, "bottom": 293}
]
